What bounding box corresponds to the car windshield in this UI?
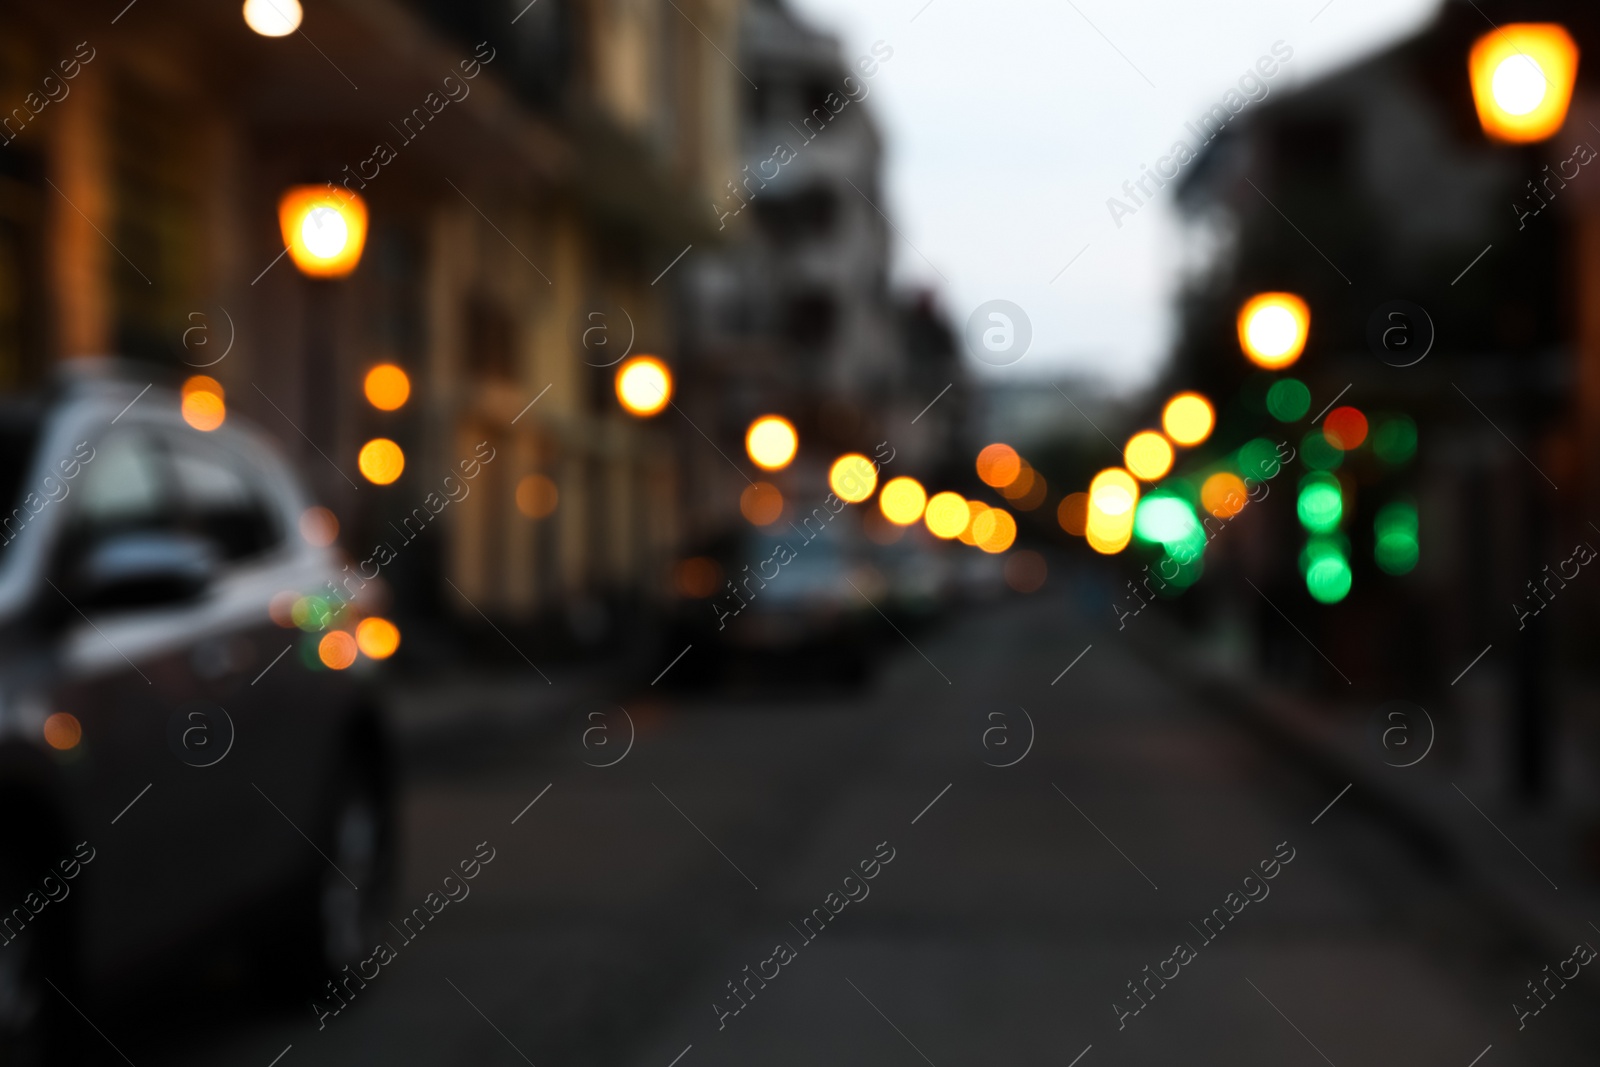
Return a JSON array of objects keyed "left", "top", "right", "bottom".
[{"left": 0, "top": 409, "right": 44, "bottom": 560}]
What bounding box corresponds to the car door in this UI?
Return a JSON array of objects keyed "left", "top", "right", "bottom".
[
  {"left": 156, "top": 426, "right": 314, "bottom": 907},
  {"left": 44, "top": 423, "right": 226, "bottom": 985}
]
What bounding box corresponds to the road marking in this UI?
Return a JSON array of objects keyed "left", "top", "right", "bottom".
[
  {"left": 911, "top": 783, "right": 952, "bottom": 825},
  {"left": 111, "top": 783, "right": 152, "bottom": 825},
  {"left": 512, "top": 783, "right": 553, "bottom": 825},
  {"left": 1451, "top": 644, "right": 1492, "bottom": 686},
  {"left": 1311, "top": 783, "right": 1352, "bottom": 825},
  {"left": 1052, "top": 644, "right": 1092, "bottom": 684}
]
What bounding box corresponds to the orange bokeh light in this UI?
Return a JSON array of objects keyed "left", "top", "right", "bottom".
[
  {"left": 181, "top": 375, "right": 225, "bottom": 431},
  {"left": 1201, "top": 472, "right": 1249, "bottom": 518},
  {"left": 318, "top": 630, "right": 359, "bottom": 670},
  {"left": 740, "top": 481, "right": 784, "bottom": 525},
  {"left": 279, "top": 186, "right": 368, "bottom": 279},
  {"left": 515, "top": 474, "right": 559, "bottom": 519},
  {"left": 971, "top": 507, "right": 1017, "bottom": 554},
  {"left": 364, "top": 364, "right": 411, "bottom": 411},
  {"left": 44, "top": 712, "right": 81, "bottom": 751},
  {"left": 355, "top": 617, "right": 401, "bottom": 660},
  {"left": 1058, "top": 492, "right": 1088, "bottom": 536},
  {"left": 1469, "top": 24, "right": 1579, "bottom": 144},
  {"left": 976, "top": 444, "right": 1021, "bottom": 488}
]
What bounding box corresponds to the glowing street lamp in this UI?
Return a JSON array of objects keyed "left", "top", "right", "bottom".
[
  {"left": 279, "top": 187, "right": 368, "bottom": 278},
  {"left": 243, "top": 0, "right": 302, "bottom": 36},
  {"left": 1238, "top": 292, "right": 1309, "bottom": 370},
  {"left": 615, "top": 356, "right": 672, "bottom": 416},
  {"left": 1469, "top": 24, "right": 1579, "bottom": 144},
  {"left": 745, "top": 415, "right": 798, "bottom": 471}
]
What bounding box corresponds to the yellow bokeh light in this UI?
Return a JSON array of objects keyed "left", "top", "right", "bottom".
[
  {"left": 971, "top": 507, "right": 1017, "bottom": 554},
  {"left": 976, "top": 443, "right": 1021, "bottom": 488},
  {"left": 364, "top": 364, "right": 411, "bottom": 411},
  {"left": 746, "top": 416, "right": 798, "bottom": 471},
  {"left": 319, "top": 630, "right": 358, "bottom": 670},
  {"left": 1124, "top": 431, "right": 1174, "bottom": 481},
  {"left": 829, "top": 454, "right": 878, "bottom": 503},
  {"left": 358, "top": 438, "right": 405, "bottom": 485},
  {"left": 1163, "top": 392, "right": 1215, "bottom": 447},
  {"left": 958, "top": 500, "right": 989, "bottom": 546},
  {"left": 44, "top": 712, "right": 81, "bottom": 751},
  {"left": 1238, "top": 293, "right": 1309, "bottom": 369},
  {"left": 615, "top": 356, "right": 672, "bottom": 416},
  {"left": 355, "top": 617, "right": 401, "bottom": 660},
  {"left": 1201, "top": 472, "right": 1249, "bottom": 518},
  {"left": 879, "top": 477, "right": 927, "bottom": 526},
  {"left": 515, "top": 474, "right": 559, "bottom": 519},
  {"left": 1086, "top": 468, "right": 1138, "bottom": 555},
  {"left": 1469, "top": 24, "right": 1578, "bottom": 144},
  {"left": 740, "top": 481, "right": 784, "bottom": 526},
  {"left": 279, "top": 186, "right": 367, "bottom": 278},
  {"left": 924, "top": 492, "right": 970, "bottom": 539},
  {"left": 243, "top": 0, "right": 302, "bottom": 36}
]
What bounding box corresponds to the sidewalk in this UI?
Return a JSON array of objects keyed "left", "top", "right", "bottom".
[{"left": 1128, "top": 607, "right": 1600, "bottom": 967}]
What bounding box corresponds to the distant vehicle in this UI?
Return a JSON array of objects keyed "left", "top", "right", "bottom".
[
  {"left": 670, "top": 524, "right": 880, "bottom": 682},
  {"left": 0, "top": 368, "right": 393, "bottom": 1059}
]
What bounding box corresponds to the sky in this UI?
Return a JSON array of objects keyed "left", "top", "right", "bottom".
[{"left": 784, "top": 0, "right": 1444, "bottom": 393}]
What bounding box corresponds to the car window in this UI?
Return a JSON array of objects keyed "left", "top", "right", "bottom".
[
  {"left": 74, "top": 430, "right": 171, "bottom": 534},
  {"left": 166, "top": 436, "right": 282, "bottom": 562}
]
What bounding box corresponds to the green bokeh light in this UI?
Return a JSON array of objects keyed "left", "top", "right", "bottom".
[
  {"left": 1296, "top": 474, "right": 1343, "bottom": 533},
  {"left": 1306, "top": 553, "right": 1352, "bottom": 603},
  {"left": 1374, "top": 500, "right": 1419, "bottom": 575},
  {"left": 1266, "top": 379, "right": 1311, "bottom": 422},
  {"left": 1372, "top": 415, "right": 1417, "bottom": 464},
  {"left": 1237, "top": 437, "right": 1283, "bottom": 481},
  {"left": 1134, "top": 493, "right": 1206, "bottom": 561},
  {"left": 1300, "top": 429, "right": 1343, "bottom": 471}
]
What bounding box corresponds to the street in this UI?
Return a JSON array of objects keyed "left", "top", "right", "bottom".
[{"left": 137, "top": 585, "right": 1600, "bottom": 1067}]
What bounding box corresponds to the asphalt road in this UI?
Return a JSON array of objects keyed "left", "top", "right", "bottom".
[{"left": 142, "top": 588, "right": 1598, "bottom": 1066}]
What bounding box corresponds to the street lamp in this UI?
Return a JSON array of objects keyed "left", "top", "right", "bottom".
[
  {"left": 745, "top": 415, "right": 798, "bottom": 471},
  {"left": 1238, "top": 292, "right": 1309, "bottom": 370},
  {"left": 279, "top": 186, "right": 368, "bottom": 278},
  {"left": 615, "top": 355, "right": 673, "bottom": 416},
  {"left": 1469, "top": 24, "right": 1579, "bottom": 144},
  {"left": 244, "top": 0, "right": 302, "bottom": 36}
]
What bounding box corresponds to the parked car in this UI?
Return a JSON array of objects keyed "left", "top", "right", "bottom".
[{"left": 0, "top": 366, "right": 394, "bottom": 1060}]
